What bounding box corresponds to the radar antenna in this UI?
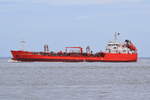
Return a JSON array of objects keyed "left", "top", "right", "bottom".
[{"left": 114, "top": 32, "right": 120, "bottom": 42}]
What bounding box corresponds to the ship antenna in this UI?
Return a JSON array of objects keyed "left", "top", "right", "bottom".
[
  {"left": 20, "top": 41, "right": 26, "bottom": 51},
  {"left": 114, "top": 32, "right": 120, "bottom": 42}
]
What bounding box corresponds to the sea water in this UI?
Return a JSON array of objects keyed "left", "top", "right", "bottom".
[{"left": 0, "top": 58, "right": 150, "bottom": 100}]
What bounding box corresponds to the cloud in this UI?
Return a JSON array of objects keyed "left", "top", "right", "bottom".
[{"left": 0, "top": 0, "right": 144, "bottom": 5}]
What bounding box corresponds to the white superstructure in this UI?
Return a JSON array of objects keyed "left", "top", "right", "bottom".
[{"left": 105, "top": 33, "right": 137, "bottom": 54}]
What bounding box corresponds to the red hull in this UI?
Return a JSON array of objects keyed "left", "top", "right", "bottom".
[{"left": 11, "top": 50, "right": 137, "bottom": 62}]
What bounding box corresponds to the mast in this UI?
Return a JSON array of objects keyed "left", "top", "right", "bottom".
[
  {"left": 44, "top": 44, "right": 49, "bottom": 52},
  {"left": 20, "top": 41, "right": 26, "bottom": 51},
  {"left": 114, "top": 32, "right": 120, "bottom": 42}
]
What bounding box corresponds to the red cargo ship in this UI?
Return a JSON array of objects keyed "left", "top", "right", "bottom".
[{"left": 11, "top": 33, "right": 138, "bottom": 62}]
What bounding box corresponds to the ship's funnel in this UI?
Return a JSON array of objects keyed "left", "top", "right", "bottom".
[{"left": 125, "top": 40, "right": 137, "bottom": 51}]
